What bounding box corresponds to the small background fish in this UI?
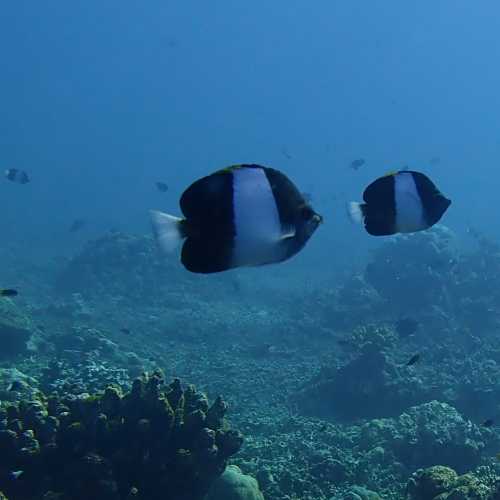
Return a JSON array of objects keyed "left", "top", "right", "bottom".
[
  {"left": 69, "top": 219, "right": 86, "bottom": 233},
  {"left": 350, "top": 159, "right": 365, "bottom": 170},
  {"left": 156, "top": 182, "right": 169, "bottom": 192},
  {"left": 5, "top": 168, "right": 29, "bottom": 184}
]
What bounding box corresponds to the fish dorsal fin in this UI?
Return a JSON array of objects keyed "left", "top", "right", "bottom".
[{"left": 383, "top": 170, "right": 399, "bottom": 177}]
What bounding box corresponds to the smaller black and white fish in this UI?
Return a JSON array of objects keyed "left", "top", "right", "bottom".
[
  {"left": 350, "top": 159, "right": 365, "bottom": 170},
  {"left": 5, "top": 168, "right": 29, "bottom": 184},
  {"left": 482, "top": 418, "right": 495, "bottom": 428},
  {"left": 406, "top": 353, "right": 421, "bottom": 366},
  {"left": 69, "top": 219, "right": 86, "bottom": 233},
  {"left": 156, "top": 182, "right": 169, "bottom": 193},
  {"left": 348, "top": 170, "right": 451, "bottom": 236},
  {"left": 0, "top": 289, "right": 18, "bottom": 297},
  {"left": 119, "top": 328, "right": 132, "bottom": 335}
]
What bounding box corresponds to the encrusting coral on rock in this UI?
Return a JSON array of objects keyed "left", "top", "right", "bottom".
[
  {"left": 205, "top": 464, "right": 265, "bottom": 500},
  {"left": 406, "top": 464, "right": 498, "bottom": 500},
  {"left": 0, "top": 370, "right": 243, "bottom": 500}
]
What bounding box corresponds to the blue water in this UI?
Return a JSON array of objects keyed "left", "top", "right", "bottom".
[{"left": 3, "top": 1, "right": 498, "bottom": 272}]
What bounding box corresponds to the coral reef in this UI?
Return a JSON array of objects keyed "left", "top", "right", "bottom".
[
  {"left": 0, "top": 370, "right": 243, "bottom": 500},
  {"left": 54, "top": 232, "right": 205, "bottom": 303},
  {"left": 205, "top": 464, "right": 265, "bottom": 500},
  {"left": 359, "top": 401, "right": 491, "bottom": 473},
  {"left": 363, "top": 225, "right": 458, "bottom": 314},
  {"left": 294, "top": 325, "right": 437, "bottom": 420},
  {"left": 406, "top": 465, "right": 497, "bottom": 500},
  {"left": 8, "top": 226, "right": 500, "bottom": 500},
  {"left": 0, "top": 299, "right": 36, "bottom": 360}
]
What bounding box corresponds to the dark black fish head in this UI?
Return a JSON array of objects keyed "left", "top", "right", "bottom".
[
  {"left": 425, "top": 194, "right": 451, "bottom": 227},
  {"left": 439, "top": 195, "right": 452, "bottom": 213},
  {"left": 297, "top": 204, "right": 323, "bottom": 239}
]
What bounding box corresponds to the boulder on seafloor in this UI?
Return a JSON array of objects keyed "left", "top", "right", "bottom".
[
  {"left": 0, "top": 368, "right": 39, "bottom": 403},
  {"left": 359, "top": 401, "right": 490, "bottom": 473},
  {"left": 0, "top": 370, "right": 243, "bottom": 500},
  {"left": 0, "top": 298, "right": 36, "bottom": 359},
  {"left": 363, "top": 226, "right": 458, "bottom": 314},
  {"left": 54, "top": 232, "right": 191, "bottom": 299},
  {"left": 205, "top": 465, "right": 265, "bottom": 500},
  {"left": 294, "top": 325, "right": 436, "bottom": 421},
  {"left": 406, "top": 465, "right": 493, "bottom": 500}
]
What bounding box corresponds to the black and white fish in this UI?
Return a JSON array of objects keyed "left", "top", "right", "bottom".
[
  {"left": 5, "top": 168, "right": 29, "bottom": 184},
  {"left": 150, "top": 164, "right": 322, "bottom": 273},
  {"left": 348, "top": 170, "right": 451, "bottom": 236}
]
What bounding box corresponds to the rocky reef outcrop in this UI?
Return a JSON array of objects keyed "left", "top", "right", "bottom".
[
  {"left": 0, "top": 299, "right": 38, "bottom": 360},
  {"left": 0, "top": 370, "right": 243, "bottom": 500},
  {"left": 363, "top": 225, "right": 458, "bottom": 314},
  {"left": 294, "top": 325, "right": 438, "bottom": 420},
  {"left": 205, "top": 464, "right": 265, "bottom": 500},
  {"left": 359, "top": 401, "right": 490, "bottom": 474},
  {"left": 54, "top": 232, "right": 188, "bottom": 298},
  {"left": 406, "top": 464, "right": 500, "bottom": 500}
]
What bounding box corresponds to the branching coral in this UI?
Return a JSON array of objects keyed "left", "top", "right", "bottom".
[{"left": 0, "top": 370, "right": 243, "bottom": 500}]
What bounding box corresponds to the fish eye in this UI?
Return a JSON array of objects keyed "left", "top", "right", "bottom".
[{"left": 301, "top": 206, "right": 314, "bottom": 219}]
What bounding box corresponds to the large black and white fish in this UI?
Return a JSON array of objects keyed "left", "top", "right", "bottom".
[
  {"left": 348, "top": 170, "right": 451, "bottom": 236},
  {"left": 150, "top": 164, "right": 322, "bottom": 273},
  {"left": 5, "top": 168, "right": 29, "bottom": 184}
]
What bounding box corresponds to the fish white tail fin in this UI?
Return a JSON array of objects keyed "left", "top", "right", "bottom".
[
  {"left": 150, "top": 210, "right": 184, "bottom": 253},
  {"left": 347, "top": 201, "right": 365, "bottom": 224}
]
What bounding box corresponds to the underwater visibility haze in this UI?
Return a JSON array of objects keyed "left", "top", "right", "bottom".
[{"left": 2, "top": 1, "right": 500, "bottom": 499}]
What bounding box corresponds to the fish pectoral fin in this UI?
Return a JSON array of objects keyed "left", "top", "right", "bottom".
[
  {"left": 383, "top": 170, "right": 398, "bottom": 177},
  {"left": 279, "top": 228, "right": 296, "bottom": 240}
]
